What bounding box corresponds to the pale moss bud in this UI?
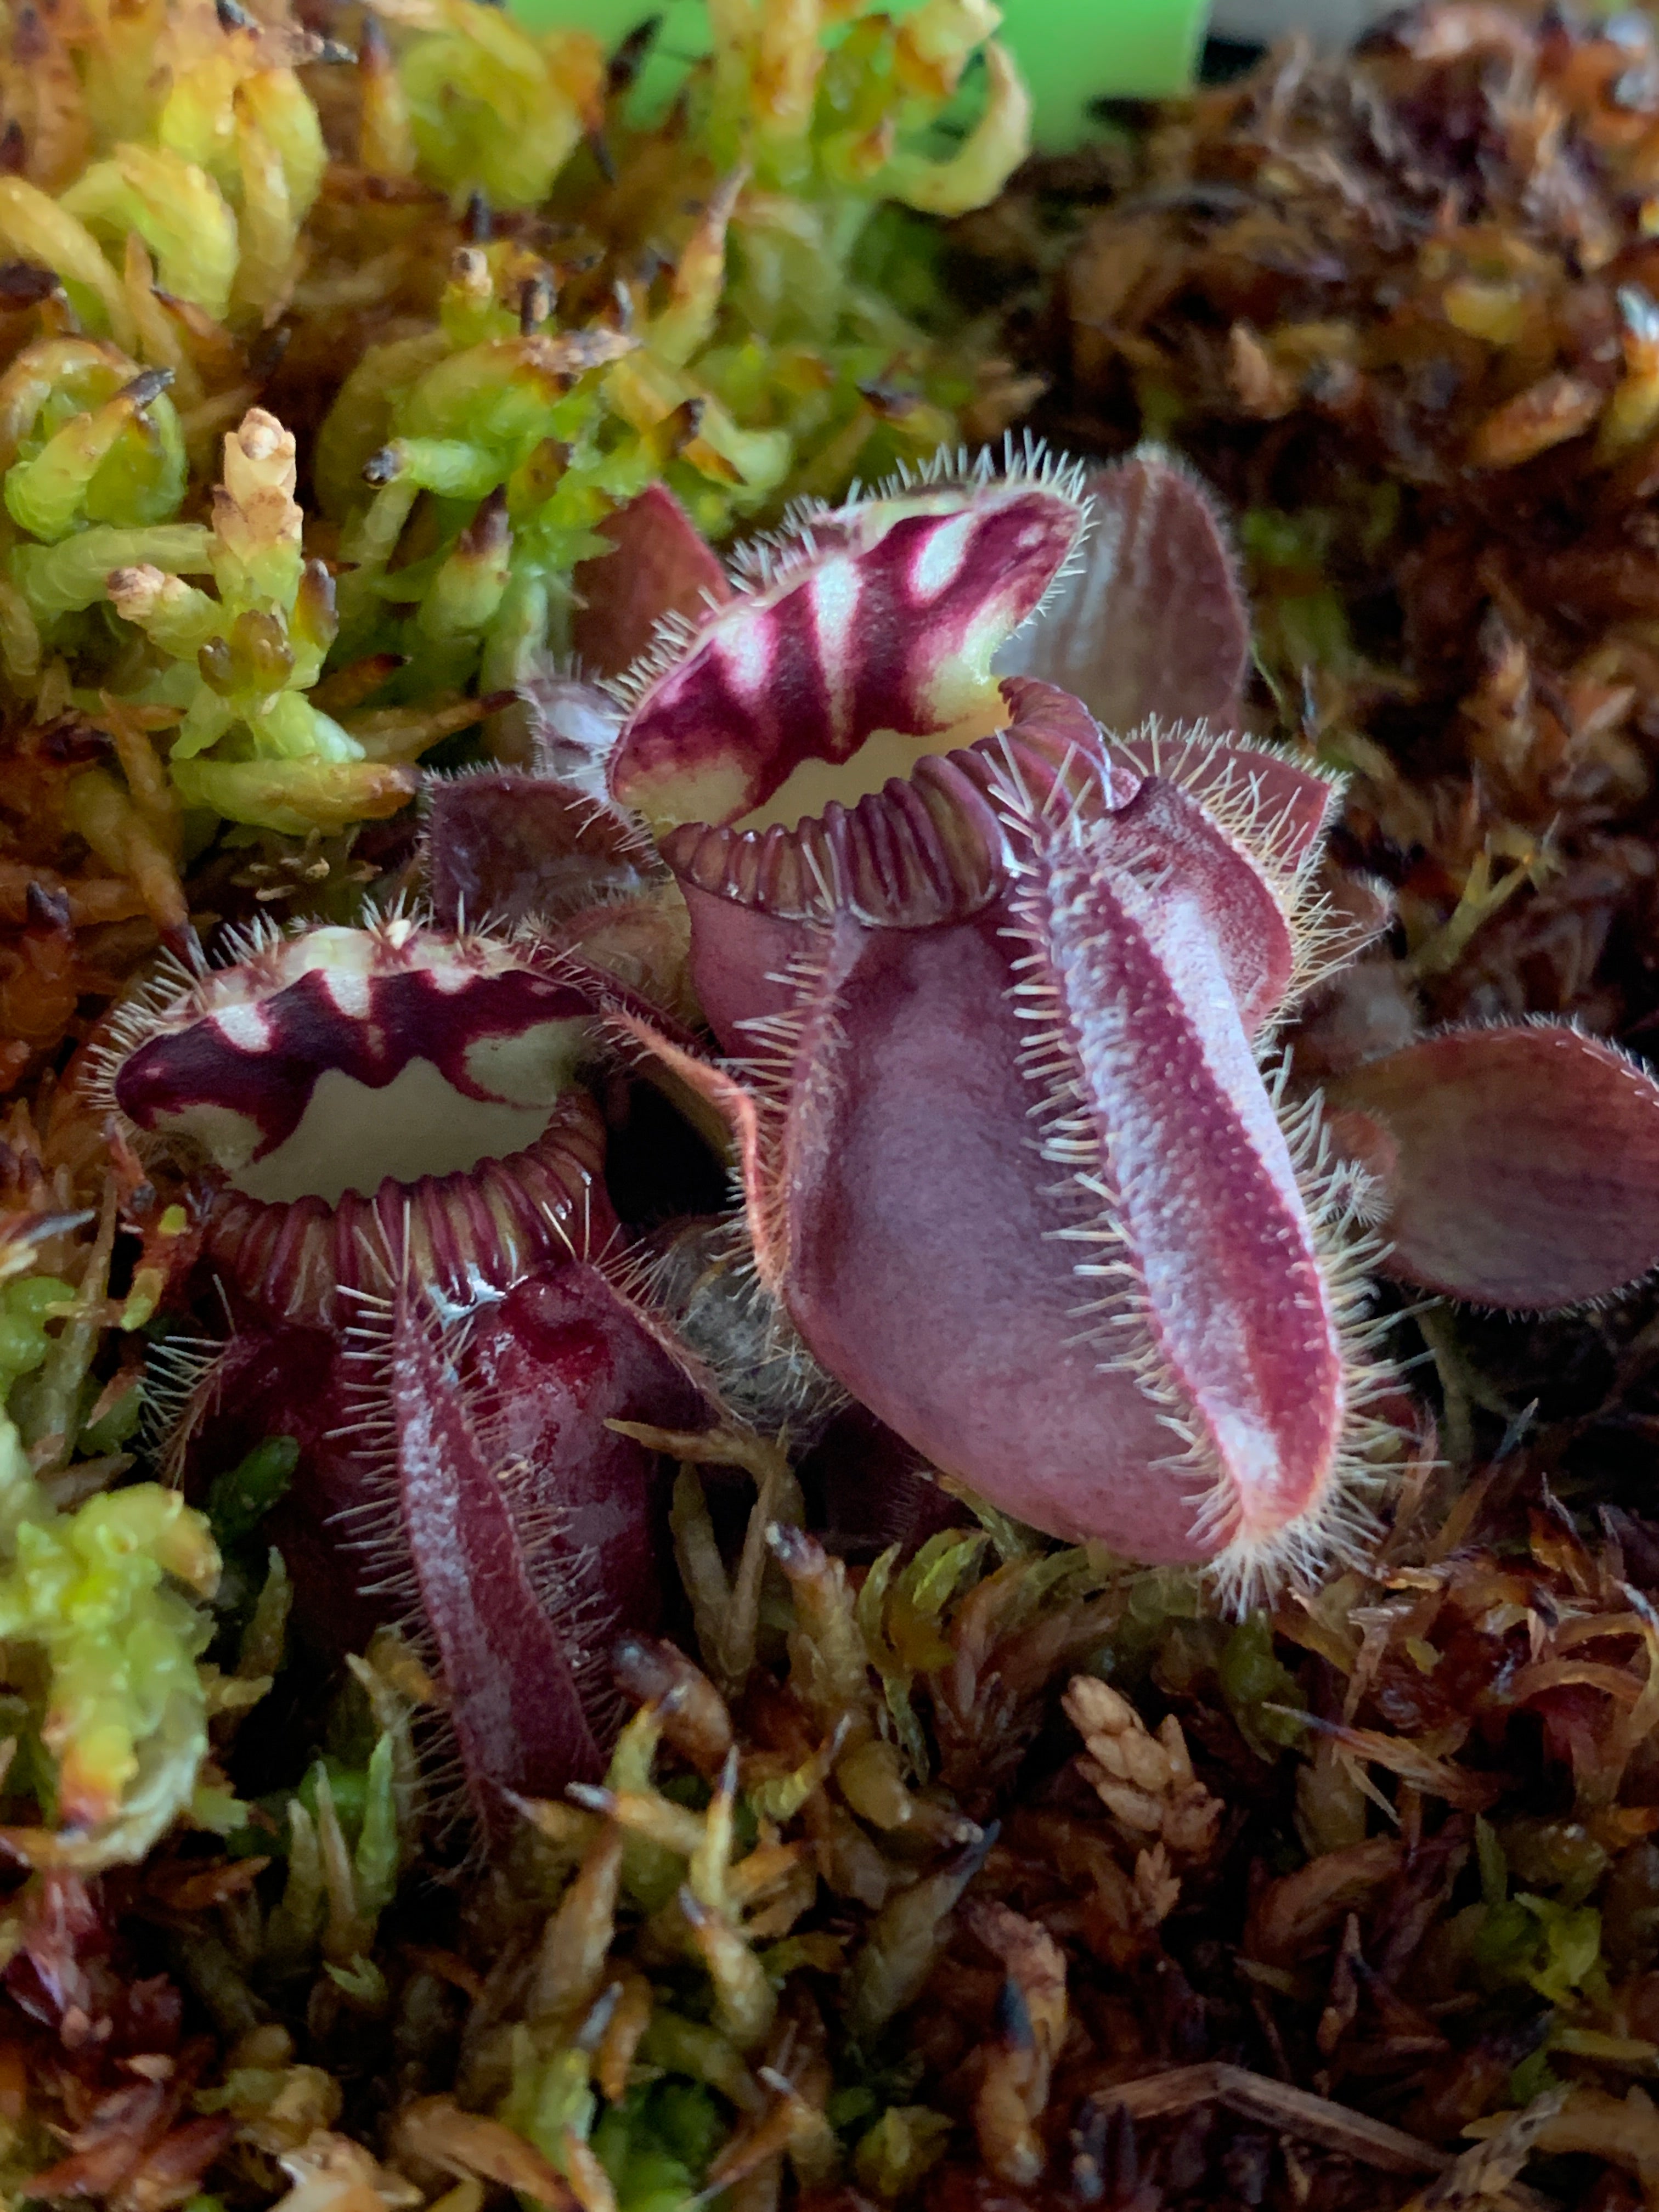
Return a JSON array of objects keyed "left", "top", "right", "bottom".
[{"left": 211, "top": 406, "right": 303, "bottom": 605}]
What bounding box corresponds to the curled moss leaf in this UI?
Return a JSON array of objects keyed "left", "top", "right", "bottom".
[
  {"left": 0, "top": 343, "right": 185, "bottom": 543},
  {"left": 61, "top": 145, "right": 240, "bottom": 321}
]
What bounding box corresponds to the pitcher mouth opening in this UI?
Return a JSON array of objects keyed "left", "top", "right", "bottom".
[
  {"left": 605, "top": 454, "right": 1114, "bottom": 927},
  {"left": 100, "top": 911, "right": 612, "bottom": 1322}
]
